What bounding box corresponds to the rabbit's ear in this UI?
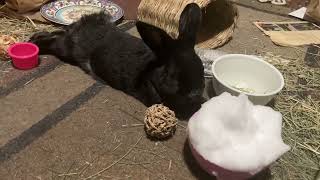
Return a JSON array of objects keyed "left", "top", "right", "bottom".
[
  {"left": 136, "top": 21, "right": 173, "bottom": 55},
  {"left": 178, "top": 3, "right": 202, "bottom": 47},
  {"left": 136, "top": 3, "right": 201, "bottom": 53}
]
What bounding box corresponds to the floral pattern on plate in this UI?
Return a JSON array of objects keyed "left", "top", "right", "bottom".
[{"left": 41, "top": 0, "right": 124, "bottom": 25}]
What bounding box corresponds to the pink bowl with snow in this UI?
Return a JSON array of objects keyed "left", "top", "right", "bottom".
[
  {"left": 8, "top": 43, "right": 39, "bottom": 70},
  {"left": 189, "top": 140, "right": 254, "bottom": 180}
]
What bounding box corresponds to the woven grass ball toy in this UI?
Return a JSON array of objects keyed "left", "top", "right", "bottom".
[{"left": 144, "top": 104, "right": 178, "bottom": 139}]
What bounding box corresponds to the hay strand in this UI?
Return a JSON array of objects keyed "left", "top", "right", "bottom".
[{"left": 83, "top": 136, "right": 143, "bottom": 180}]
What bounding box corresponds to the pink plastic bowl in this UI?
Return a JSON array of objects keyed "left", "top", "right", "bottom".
[
  {"left": 8, "top": 43, "right": 39, "bottom": 70},
  {"left": 189, "top": 141, "right": 254, "bottom": 180}
]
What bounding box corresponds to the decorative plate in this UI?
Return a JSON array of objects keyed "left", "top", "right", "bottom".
[{"left": 40, "top": 0, "right": 124, "bottom": 25}]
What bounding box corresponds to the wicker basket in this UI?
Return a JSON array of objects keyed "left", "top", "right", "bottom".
[{"left": 137, "top": 0, "right": 238, "bottom": 49}]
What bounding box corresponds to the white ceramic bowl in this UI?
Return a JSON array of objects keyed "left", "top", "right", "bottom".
[{"left": 211, "top": 54, "right": 284, "bottom": 105}]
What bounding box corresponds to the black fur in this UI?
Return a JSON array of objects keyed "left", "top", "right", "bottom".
[{"left": 29, "top": 3, "right": 205, "bottom": 119}]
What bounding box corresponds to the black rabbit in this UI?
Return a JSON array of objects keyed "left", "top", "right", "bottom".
[{"left": 29, "top": 3, "right": 205, "bottom": 119}]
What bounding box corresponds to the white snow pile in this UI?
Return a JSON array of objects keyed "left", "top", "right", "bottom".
[{"left": 188, "top": 92, "right": 290, "bottom": 174}]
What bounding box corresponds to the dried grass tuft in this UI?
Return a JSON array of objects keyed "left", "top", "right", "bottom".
[
  {"left": 261, "top": 53, "right": 320, "bottom": 180},
  {"left": 0, "top": 16, "right": 58, "bottom": 42}
]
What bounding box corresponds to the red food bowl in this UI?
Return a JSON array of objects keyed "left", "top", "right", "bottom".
[
  {"left": 8, "top": 43, "right": 39, "bottom": 70},
  {"left": 189, "top": 140, "right": 254, "bottom": 180}
]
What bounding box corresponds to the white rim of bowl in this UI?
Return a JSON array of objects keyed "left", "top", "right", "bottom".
[{"left": 211, "top": 54, "right": 285, "bottom": 97}]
